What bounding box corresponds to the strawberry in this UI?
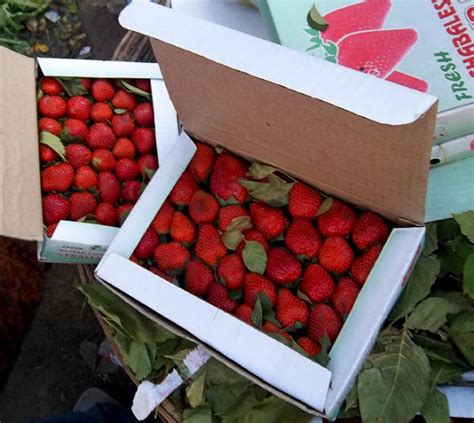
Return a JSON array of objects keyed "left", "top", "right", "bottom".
[
  {"left": 189, "top": 143, "right": 215, "bottom": 183},
  {"left": 218, "top": 205, "right": 249, "bottom": 232},
  {"left": 111, "top": 112, "right": 135, "bottom": 137},
  {"left": 81, "top": 78, "right": 91, "bottom": 92},
  {"left": 42, "top": 194, "right": 70, "bottom": 225},
  {"left": 121, "top": 180, "right": 142, "bottom": 203},
  {"left": 65, "top": 144, "right": 92, "bottom": 168},
  {"left": 134, "top": 227, "right": 159, "bottom": 259},
  {"left": 137, "top": 154, "right": 158, "bottom": 177},
  {"left": 131, "top": 79, "right": 151, "bottom": 92},
  {"left": 154, "top": 242, "right": 190, "bottom": 274},
  {"left": 217, "top": 254, "right": 246, "bottom": 289},
  {"left": 91, "top": 79, "right": 115, "bottom": 102},
  {"left": 236, "top": 229, "right": 270, "bottom": 255},
  {"left": 210, "top": 152, "right": 248, "bottom": 204},
  {"left": 318, "top": 200, "right": 356, "bottom": 237},
  {"left": 288, "top": 183, "right": 322, "bottom": 219},
  {"left": 386, "top": 71, "right": 429, "bottom": 93},
  {"left": 189, "top": 190, "right": 220, "bottom": 225},
  {"left": 98, "top": 171, "right": 120, "bottom": 204},
  {"left": 297, "top": 337, "right": 321, "bottom": 357},
  {"left": 184, "top": 260, "right": 214, "bottom": 297},
  {"left": 262, "top": 322, "right": 291, "bottom": 341},
  {"left": 73, "top": 165, "right": 98, "bottom": 190},
  {"left": 66, "top": 96, "right": 90, "bottom": 121},
  {"left": 206, "top": 282, "right": 238, "bottom": 313},
  {"left": 249, "top": 203, "right": 287, "bottom": 240},
  {"left": 113, "top": 137, "right": 135, "bottom": 159},
  {"left": 266, "top": 247, "right": 302, "bottom": 285},
  {"left": 39, "top": 144, "right": 59, "bottom": 163},
  {"left": 234, "top": 304, "right": 253, "bottom": 325},
  {"left": 332, "top": 276, "right": 360, "bottom": 316},
  {"left": 69, "top": 192, "right": 97, "bottom": 221},
  {"left": 308, "top": 303, "right": 342, "bottom": 343},
  {"left": 95, "top": 202, "right": 117, "bottom": 226},
  {"left": 319, "top": 237, "right": 354, "bottom": 274},
  {"left": 284, "top": 218, "right": 321, "bottom": 259},
  {"left": 351, "top": 211, "right": 390, "bottom": 251},
  {"left": 116, "top": 158, "right": 139, "bottom": 181},
  {"left": 116, "top": 203, "right": 133, "bottom": 226},
  {"left": 151, "top": 200, "right": 174, "bottom": 235},
  {"left": 45, "top": 222, "right": 58, "bottom": 238},
  {"left": 170, "top": 171, "right": 199, "bottom": 207},
  {"left": 92, "top": 149, "right": 116, "bottom": 172},
  {"left": 276, "top": 289, "right": 309, "bottom": 328},
  {"left": 40, "top": 77, "right": 63, "bottom": 95},
  {"left": 131, "top": 127, "right": 156, "bottom": 154},
  {"left": 243, "top": 273, "right": 277, "bottom": 307},
  {"left": 170, "top": 211, "right": 196, "bottom": 245},
  {"left": 111, "top": 89, "right": 137, "bottom": 111},
  {"left": 62, "top": 119, "right": 89, "bottom": 142},
  {"left": 91, "top": 102, "right": 113, "bottom": 123},
  {"left": 87, "top": 123, "right": 116, "bottom": 150},
  {"left": 38, "top": 95, "right": 66, "bottom": 118},
  {"left": 195, "top": 223, "right": 228, "bottom": 267},
  {"left": 41, "top": 162, "right": 74, "bottom": 192},
  {"left": 351, "top": 244, "right": 382, "bottom": 285},
  {"left": 149, "top": 266, "right": 174, "bottom": 282},
  {"left": 133, "top": 102, "right": 154, "bottom": 127},
  {"left": 300, "top": 264, "right": 335, "bottom": 303},
  {"left": 38, "top": 117, "right": 61, "bottom": 135}
]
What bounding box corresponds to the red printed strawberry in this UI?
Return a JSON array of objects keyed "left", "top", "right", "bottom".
[
  {"left": 65, "top": 144, "right": 92, "bottom": 168},
  {"left": 38, "top": 95, "right": 66, "bottom": 119},
  {"left": 218, "top": 205, "right": 249, "bottom": 232},
  {"left": 217, "top": 254, "right": 246, "bottom": 289},
  {"left": 91, "top": 102, "right": 113, "bottom": 123},
  {"left": 318, "top": 200, "right": 356, "bottom": 237},
  {"left": 73, "top": 165, "right": 97, "bottom": 190},
  {"left": 234, "top": 304, "right": 253, "bottom": 325},
  {"left": 91, "top": 79, "right": 115, "bottom": 102},
  {"left": 243, "top": 273, "right": 277, "bottom": 307},
  {"left": 66, "top": 96, "right": 90, "bottom": 121},
  {"left": 137, "top": 154, "right": 158, "bottom": 177},
  {"left": 116, "top": 203, "right": 133, "bottom": 225},
  {"left": 131, "top": 79, "right": 151, "bottom": 92},
  {"left": 210, "top": 152, "right": 248, "bottom": 204},
  {"left": 116, "top": 158, "right": 139, "bottom": 181},
  {"left": 134, "top": 102, "right": 154, "bottom": 127},
  {"left": 351, "top": 244, "right": 382, "bottom": 285},
  {"left": 69, "top": 192, "right": 97, "bottom": 221},
  {"left": 41, "top": 162, "right": 74, "bottom": 192},
  {"left": 284, "top": 219, "right": 321, "bottom": 259},
  {"left": 98, "top": 171, "right": 120, "bottom": 204},
  {"left": 319, "top": 237, "right": 354, "bottom": 274},
  {"left": 170, "top": 171, "right": 199, "bottom": 207},
  {"left": 62, "top": 119, "right": 89, "bottom": 142},
  {"left": 308, "top": 303, "right": 342, "bottom": 343},
  {"left": 351, "top": 211, "right": 390, "bottom": 251},
  {"left": 113, "top": 137, "right": 135, "bottom": 159},
  {"left": 276, "top": 289, "right": 309, "bottom": 328},
  {"left": 266, "top": 247, "right": 302, "bottom": 285},
  {"left": 131, "top": 127, "right": 156, "bottom": 154},
  {"left": 236, "top": 229, "right": 270, "bottom": 255},
  {"left": 332, "top": 276, "right": 360, "bottom": 316},
  {"left": 288, "top": 183, "right": 322, "bottom": 219},
  {"left": 189, "top": 190, "right": 220, "bottom": 225},
  {"left": 87, "top": 123, "right": 116, "bottom": 150},
  {"left": 189, "top": 143, "right": 215, "bottom": 183},
  {"left": 206, "top": 282, "right": 238, "bottom": 313},
  {"left": 111, "top": 89, "right": 137, "bottom": 111},
  {"left": 262, "top": 322, "right": 291, "bottom": 341},
  {"left": 134, "top": 227, "right": 159, "bottom": 259},
  {"left": 154, "top": 242, "right": 190, "bottom": 274},
  {"left": 111, "top": 113, "right": 135, "bottom": 137},
  {"left": 40, "top": 77, "right": 63, "bottom": 95},
  {"left": 195, "top": 223, "right": 228, "bottom": 267},
  {"left": 42, "top": 194, "right": 70, "bottom": 225},
  {"left": 297, "top": 337, "right": 321, "bottom": 357},
  {"left": 121, "top": 180, "right": 142, "bottom": 203},
  {"left": 151, "top": 200, "right": 174, "bottom": 235},
  {"left": 300, "top": 263, "right": 335, "bottom": 303},
  {"left": 95, "top": 202, "right": 117, "bottom": 226},
  {"left": 386, "top": 71, "right": 429, "bottom": 93},
  {"left": 45, "top": 222, "right": 58, "bottom": 238},
  {"left": 170, "top": 211, "right": 196, "bottom": 245},
  {"left": 249, "top": 203, "right": 287, "bottom": 240},
  {"left": 38, "top": 117, "right": 61, "bottom": 136},
  {"left": 92, "top": 149, "right": 116, "bottom": 172},
  {"left": 184, "top": 260, "right": 214, "bottom": 297},
  {"left": 39, "top": 144, "right": 59, "bottom": 163}
]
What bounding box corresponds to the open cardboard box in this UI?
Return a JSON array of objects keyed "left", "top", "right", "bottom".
[
  {"left": 94, "top": 2, "right": 439, "bottom": 418},
  {"left": 0, "top": 47, "right": 179, "bottom": 263}
]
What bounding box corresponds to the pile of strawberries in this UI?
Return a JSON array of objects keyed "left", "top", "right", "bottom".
[
  {"left": 37, "top": 76, "right": 158, "bottom": 237},
  {"left": 132, "top": 143, "right": 390, "bottom": 360}
]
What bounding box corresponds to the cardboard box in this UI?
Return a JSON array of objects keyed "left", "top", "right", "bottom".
[
  {"left": 0, "top": 48, "right": 179, "bottom": 263},
  {"left": 94, "top": 2, "right": 438, "bottom": 418}
]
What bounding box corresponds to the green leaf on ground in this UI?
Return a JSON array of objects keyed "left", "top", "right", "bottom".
[
  {"left": 423, "top": 223, "right": 438, "bottom": 256},
  {"left": 464, "top": 253, "right": 474, "bottom": 299},
  {"left": 40, "top": 131, "right": 65, "bottom": 160},
  {"left": 220, "top": 386, "right": 266, "bottom": 423},
  {"left": 186, "top": 370, "right": 207, "bottom": 408},
  {"left": 205, "top": 359, "right": 245, "bottom": 386},
  {"left": 206, "top": 380, "right": 250, "bottom": 416},
  {"left": 439, "top": 238, "right": 474, "bottom": 275},
  {"left": 453, "top": 211, "right": 474, "bottom": 242},
  {"left": 239, "top": 395, "right": 312, "bottom": 422},
  {"left": 128, "top": 341, "right": 152, "bottom": 380},
  {"left": 449, "top": 309, "right": 474, "bottom": 332},
  {"left": 242, "top": 241, "right": 267, "bottom": 275},
  {"left": 429, "top": 360, "right": 466, "bottom": 385},
  {"left": 406, "top": 297, "right": 461, "bottom": 333},
  {"left": 183, "top": 403, "right": 212, "bottom": 423},
  {"left": 421, "top": 387, "right": 450, "bottom": 423},
  {"left": 449, "top": 330, "right": 474, "bottom": 367}
]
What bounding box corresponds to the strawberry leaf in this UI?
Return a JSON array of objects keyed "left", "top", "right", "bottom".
[
  {"left": 57, "top": 77, "right": 88, "bottom": 97},
  {"left": 285, "top": 321, "right": 303, "bottom": 332},
  {"left": 226, "top": 216, "right": 252, "bottom": 233},
  {"left": 114, "top": 108, "right": 127, "bottom": 115},
  {"left": 242, "top": 241, "right": 267, "bottom": 275},
  {"left": 316, "top": 197, "right": 333, "bottom": 216},
  {"left": 228, "top": 288, "right": 242, "bottom": 301},
  {"left": 266, "top": 332, "right": 292, "bottom": 347},
  {"left": 257, "top": 292, "right": 279, "bottom": 327},
  {"left": 119, "top": 79, "right": 151, "bottom": 99},
  {"left": 222, "top": 231, "right": 244, "bottom": 251},
  {"left": 313, "top": 334, "right": 331, "bottom": 366},
  {"left": 239, "top": 174, "right": 293, "bottom": 208},
  {"left": 39, "top": 131, "right": 66, "bottom": 160},
  {"left": 144, "top": 168, "right": 156, "bottom": 180},
  {"left": 291, "top": 339, "right": 310, "bottom": 357},
  {"left": 247, "top": 162, "right": 278, "bottom": 179},
  {"left": 252, "top": 297, "right": 263, "bottom": 328},
  {"left": 296, "top": 290, "right": 312, "bottom": 304}
]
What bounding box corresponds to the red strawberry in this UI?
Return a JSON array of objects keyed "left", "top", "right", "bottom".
[
  {"left": 134, "top": 227, "right": 159, "bottom": 259},
  {"left": 131, "top": 127, "right": 156, "bottom": 154},
  {"left": 351, "top": 244, "right": 382, "bottom": 285},
  {"left": 116, "top": 203, "right": 133, "bottom": 225},
  {"left": 195, "top": 223, "right": 228, "bottom": 267},
  {"left": 41, "top": 162, "right": 74, "bottom": 192},
  {"left": 206, "top": 282, "right": 238, "bottom": 313},
  {"left": 91, "top": 79, "right": 115, "bottom": 102},
  {"left": 62, "top": 119, "right": 89, "bottom": 142},
  {"left": 266, "top": 247, "right": 302, "bottom": 285},
  {"left": 189, "top": 190, "right": 220, "bottom": 225},
  {"left": 95, "top": 202, "right": 117, "bottom": 226},
  {"left": 236, "top": 229, "right": 270, "bottom": 255},
  {"left": 66, "top": 96, "right": 90, "bottom": 121},
  {"left": 170, "top": 211, "right": 196, "bottom": 245},
  {"left": 154, "top": 242, "right": 190, "bottom": 274},
  {"left": 308, "top": 303, "right": 342, "bottom": 343},
  {"left": 38, "top": 95, "right": 66, "bottom": 118},
  {"left": 386, "top": 71, "right": 429, "bottom": 93},
  {"left": 39, "top": 144, "right": 59, "bottom": 163},
  {"left": 249, "top": 203, "right": 287, "bottom": 240},
  {"left": 243, "top": 273, "right": 277, "bottom": 307},
  {"left": 133, "top": 102, "right": 154, "bottom": 127},
  {"left": 111, "top": 89, "right": 137, "bottom": 111},
  {"left": 87, "top": 123, "right": 116, "bottom": 150},
  {"left": 131, "top": 79, "right": 151, "bottom": 92},
  {"left": 319, "top": 237, "right": 354, "bottom": 274},
  {"left": 92, "top": 149, "right": 116, "bottom": 172},
  {"left": 137, "top": 154, "right": 158, "bottom": 177},
  {"left": 170, "top": 171, "right": 199, "bottom": 207},
  {"left": 73, "top": 165, "right": 98, "bottom": 190},
  {"left": 276, "top": 289, "right": 309, "bottom": 328},
  {"left": 91, "top": 102, "right": 113, "bottom": 123},
  {"left": 184, "top": 260, "right": 214, "bottom": 297},
  {"left": 113, "top": 137, "right": 135, "bottom": 159},
  {"left": 297, "top": 337, "right": 321, "bottom": 357},
  {"left": 65, "top": 144, "right": 92, "bottom": 168},
  {"left": 111, "top": 113, "right": 135, "bottom": 137},
  {"left": 42, "top": 194, "right": 70, "bottom": 225},
  {"left": 300, "top": 264, "right": 335, "bottom": 303},
  {"left": 210, "top": 152, "right": 248, "bottom": 204},
  {"left": 218, "top": 205, "right": 249, "bottom": 232},
  {"left": 151, "top": 200, "right": 174, "bottom": 235},
  {"left": 262, "top": 322, "right": 291, "bottom": 341},
  {"left": 38, "top": 117, "right": 61, "bottom": 135},
  {"left": 69, "top": 192, "right": 97, "bottom": 221},
  {"left": 318, "top": 200, "right": 356, "bottom": 237},
  {"left": 234, "top": 304, "right": 253, "bottom": 325},
  {"left": 351, "top": 211, "right": 390, "bottom": 251},
  {"left": 98, "top": 171, "right": 120, "bottom": 204},
  {"left": 149, "top": 266, "right": 174, "bottom": 282},
  {"left": 189, "top": 143, "right": 215, "bottom": 183},
  {"left": 116, "top": 158, "right": 139, "bottom": 181},
  {"left": 288, "top": 183, "right": 322, "bottom": 219},
  {"left": 40, "top": 77, "right": 63, "bottom": 95},
  {"left": 121, "top": 180, "right": 142, "bottom": 203},
  {"left": 81, "top": 78, "right": 91, "bottom": 92},
  {"left": 284, "top": 219, "right": 321, "bottom": 259},
  {"left": 217, "top": 254, "right": 246, "bottom": 289},
  {"left": 45, "top": 222, "right": 58, "bottom": 238},
  {"left": 332, "top": 276, "right": 360, "bottom": 316}
]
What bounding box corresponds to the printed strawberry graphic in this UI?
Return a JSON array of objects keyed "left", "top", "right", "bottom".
[
  {"left": 134, "top": 102, "right": 154, "bottom": 127},
  {"left": 98, "top": 171, "right": 121, "bottom": 204},
  {"left": 249, "top": 203, "right": 287, "bottom": 240},
  {"left": 116, "top": 204, "right": 133, "bottom": 226},
  {"left": 92, "top": 149, "right": 117, "bottom": 172},
  {"left": 170, "top": 211, "right": 196, "bottom": 245},
  {"left": 351, "top": 244, "right": 382, "bottom": 285},
  {"left": 91, "top": 79, "right": 115, "bottom": 102},
  {"left": 111, "top": 89, "right": 137, "bottom": 111},
  {"left": 113, "top": 138, "right": 136, "bottom": 159},
  {"left": 206, "top": 282, "right": 238, "bottom": 313},
  {"left": 318, "top": 237, "right": 354, "bottom": 274},
  {"left": 276, "top": 289, "right": 309, "bottom": 329},
  {"left": 234, "top": 304, "right": 253, "bottom": 325},
  {"left": 41, "top": 162, "right": 74, "bottom": 192},
  {"left": 297, "top": 336, "right": 321, "bottom": 357},
  {"left": 39, "top": 145, "right": 59, "bottom": 163},
  {"left": 170, "top": 171, "right": 199, "bottom": 207},
  {"left": 39, "top": 117, "right": 62, "bottom": 136},
  {"left": 121, "top": 180, "right": 142, "bottom": 204},
  {"left": 151, "top": 200, "right": 174, "bottom": 235},
  {"left": 288, "top": 182, "right": 322, "bottom": 219},
  {"left": 317, "top": 200, "right": 356, "bottom": 237},
  {"left": 210, "top": 152, "right": 248, "bottom": 205},
  {"left": 91, "top": 102, "right": 113, "bottom": 123},
  {"left": 185, "top": 260, "right": 214, "bottom": 297},
  {"left": 308, "top": 303, "right": 342, "bottom": 343},
  {"left": 195, "top": 223, "right": 228, "bottom": 267},
  {"left": 154, "top": 242, "right": 190, "bottom": 275},
  {"left": 69, "top": 192, "right": 97, "bottom": 221},
  {"left": 116, "top": 158, "right": 140, "bottom": 181},
  {"left": 266, "top": 247, "right": 302, "bottom": 285},
  {"left": 189, "top": 142, "right": 215, "bottom": 183},
  {"left": 95, "top": 202, "right": 117, "bottom": 226},
  {"left": 134, "top": 227, "right": 160, "bottom": 259},
  {"left": 42, "top": 194, "right": 70, "bottom": 225},
  {"left": 386, "top": 71, "right": 429, "bottom": 93},
  {"left": 66, "top": 96, "right": 91, "bottom": 121},
  {"left": 132, "top": 127, "right": 156, "bottom": 155},
  {"left": 351, "top": 211, "right": 390, "bottom": 250},
  {"left": 300, "top": 263, "right": 335, "bottom": 303},
  {"left": 40, "top": 77, "right": 64, "bottom": 96},
  {"left": 87, "top": 123, "right": 116, "bottom": 150},
  {"left": 284, "top": 218, "right": 321, "bottom": 259},
  {"left": 73, "top": 165, "right": 98, "bottom": 191},
  {"left": 332, "top": 276, "right": 360, "bottom": 316},
  {"left": 38, "top": 95, "right": 66, "bottom": 119},
  {"left": 111, "top": 113, "right": 135, "bottom": 137},
  {"left": 189, "top": 190, "right": 220, "bottom": 225},
  {"left": 217, "top": 253, "right": 246, "bottom": 289}
]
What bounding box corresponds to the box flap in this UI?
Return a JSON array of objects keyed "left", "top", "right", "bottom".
[
  {"left": 119, "top": 2, "right": 438, "bottom": 224},
  {"left": 0, "top": 47, "right": 43, "bottom": 240}
]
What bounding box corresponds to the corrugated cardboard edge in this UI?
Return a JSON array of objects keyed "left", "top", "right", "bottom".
[{"left": 0, "top": 47, "right": 43, "bottom": 240}]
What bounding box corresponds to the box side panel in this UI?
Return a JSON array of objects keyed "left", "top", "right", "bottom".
[
  {"left": 435, "top": 104, "right": 474, "bottom": 144},
  {"left": 39, "top": 237, "right": 110, "bottom": 264}
]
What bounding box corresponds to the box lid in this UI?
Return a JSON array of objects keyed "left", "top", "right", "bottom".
[
  {"left": 0, "top": 47, "right": 43, "bottom": 240},
  {"left": 119, "top": 2, "right": 438, "bottom": 225}
]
